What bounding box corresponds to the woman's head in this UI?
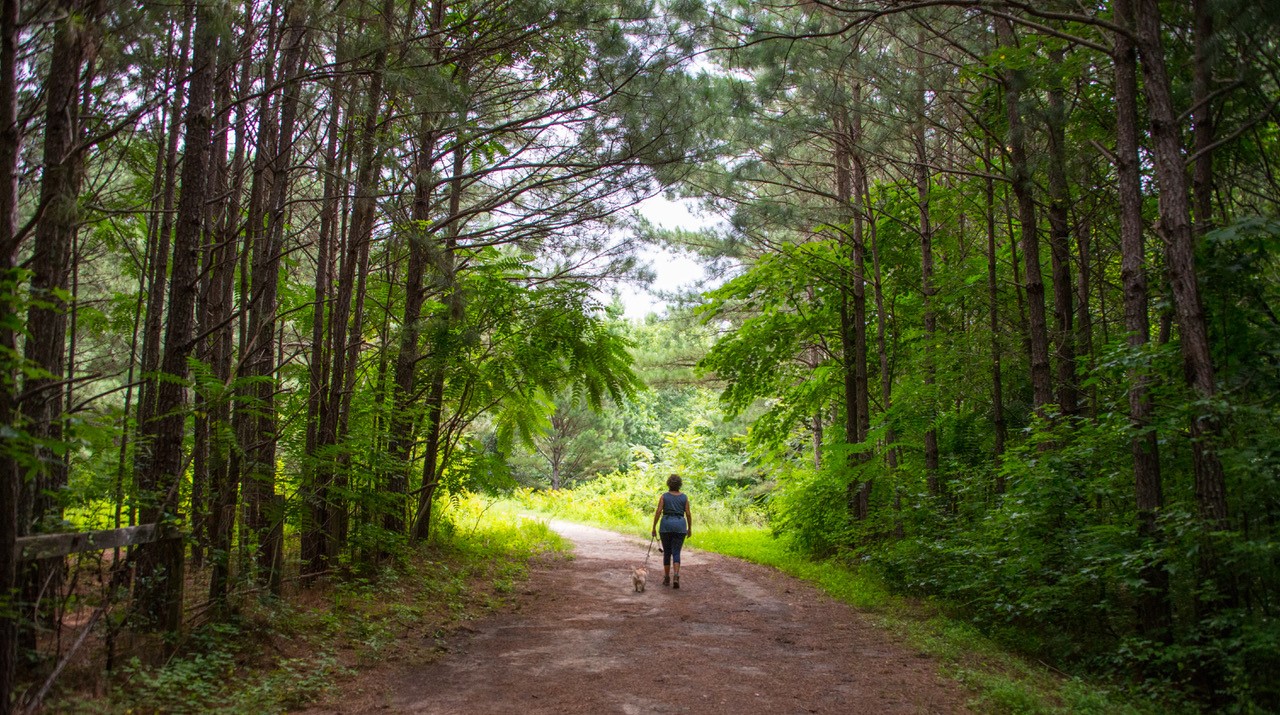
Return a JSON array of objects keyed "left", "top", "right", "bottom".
[{"left": 666, "top": 474, "right": 682, "bottom": 491}]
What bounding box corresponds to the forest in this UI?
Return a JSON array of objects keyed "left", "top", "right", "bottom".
[{"left": 1, "top": 0, "right": 1278, "bottom": 712}]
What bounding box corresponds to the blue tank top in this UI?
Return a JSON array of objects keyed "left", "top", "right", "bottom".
[{"left": 659, "top": 492, "right": 688, "bottom": 533}]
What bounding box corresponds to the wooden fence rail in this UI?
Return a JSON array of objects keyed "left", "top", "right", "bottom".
[{"left": 13, "top": 524, "right": 177, "bottom": 562}]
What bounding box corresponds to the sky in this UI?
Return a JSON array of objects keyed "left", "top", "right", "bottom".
[{"left": 615, "top": 196, "right": 722, "bottom": 319}]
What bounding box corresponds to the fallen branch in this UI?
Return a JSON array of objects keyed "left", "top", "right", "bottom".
[{"left": 21, "top": 607, "right": 105, "bottom": 715}]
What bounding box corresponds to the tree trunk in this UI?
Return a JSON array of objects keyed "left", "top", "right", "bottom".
[
  {"left": 834, "top": 105, "right": 870, "bottom": 519},
  {"left": 0, "top": 0, "right": 23, "bottom": 706},
  {"left": 191, "top": 24, "right": 237, "bottom": 571},
  {"left": 239, "top": 5, "right": 306, "bottom": 594},
  {"left": 849, "top": 100, "right": 872, "bottom": 517},
  {"left": 302, "top": 71, "right": 343, "bottom": 578},
  {"left": 984, "top": 143, "right": 1007, "bottom": 492},
  {"left": 1114, "top": 0, "right": 1170, "bottom": 639},
  {"left": 17, "top": 0, "right": 102, "bottom": 642},
  {"left": 1075, "top": 215, "right": 1097, "bottom": 419},
  {"left": 333, "top": 137, "right": 379, "bottom": 552},
  {"left": 319, "top": 0, "right": 395, "bottom": 556},
  {"left": 413, "top": 370, "right": 447, "bottom": 541},
  {"left": 915, "top": 107, "right": 939, "bottom": 496},
  {"left": 1003, "top": 176, "right": 1029, "bottom": 356},
  {"left": 116, "top": 71, "right": 180, "bottom": 545},
  {"left": 136, "top": 8, "right": 194, "bottom": 438},
  {"left": 1044, "top": 48, "right": 1078, "bottom": 417},
  {"left": 134, "top": 2, "right": 219, "bottom": 633},
  {"left": 866, "top": 174, "right": 900, "bottom": 534},
  {"left": 1134, "top": 0, "right": 1232, "bottom": 601},
  {"left": 996, "top": 17, "right": 1054, "bottom": 414},
  {"left": 386, "top": 115, "right": 437, "bottom": 536},
  {"left": 811, "top": 410, "right": 823, "bottom": 470},
  {"left": 238, "top": 0, "right": 282, "bottom": 590},
  {"left": 208, "top": 13, "right": 254, "bottom": 603},
  {"left": 194, "top": 18, "right": 239, "bottom": 573},
  {"left": 412, "top": 122, "right": 467, "bottom": 543}
]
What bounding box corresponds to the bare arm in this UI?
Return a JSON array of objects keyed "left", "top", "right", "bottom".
[
  {"left": 651, "top": 495, "right": 663, "bottom": 536},
  {"left": 685, "top": 497, "right": 693, "bottom": 538}
]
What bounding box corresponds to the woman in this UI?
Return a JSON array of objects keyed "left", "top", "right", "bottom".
[{"left": 651, "top": 474, "right": 692, "bottom": 588}]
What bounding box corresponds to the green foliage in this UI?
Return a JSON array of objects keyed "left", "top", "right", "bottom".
[
  {"left": 504, "top": 391, "right": 629, "bottom": 489},
  {"left": 671, "top": 7, "right": 1280, "bottom": 705},
  {"left": 513, "top": 415, "right": 767, "bottom": 533},
  {"left": 76, "top": 619, "right": 350, "bottom": 715},
  {"left": 766, "top": 460, "right": 858, "bottom": 555}
]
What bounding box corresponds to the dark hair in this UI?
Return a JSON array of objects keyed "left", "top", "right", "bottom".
[{"left": 666, "top": 474, "right": 682, "bottom": 491}]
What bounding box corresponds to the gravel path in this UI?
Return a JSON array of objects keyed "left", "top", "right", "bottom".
[{"left": 307, "top": 520, "right": 971, "bottom": 714}]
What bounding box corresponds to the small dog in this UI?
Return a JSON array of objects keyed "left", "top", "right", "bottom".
[{"left": 632, "top": 566, "right": 648, "bottom": 592}]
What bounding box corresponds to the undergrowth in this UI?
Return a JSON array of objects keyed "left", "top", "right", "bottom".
[{"left": 47, "top": 497, "right": 565, "bottom": 715}]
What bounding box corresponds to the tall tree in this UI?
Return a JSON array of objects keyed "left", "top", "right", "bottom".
[
  {"left": 237, "top": 1, "right": 308, "bottom": 594},
  {"left": 0, "top": 0, "right": 23, "bottom": 705},
  {"left": 995, "top": 16, "right": 1054, "bottom": 414},
  {"left": 1044, "top": 46, "right": 1078, "bottom": 417},
  {"left": 208, "top": 7, "right": 256, "bottom": 601},
  {"left": 1113, "top": 0, "right": 1169, "bottom": 639},
  {"left": 133, "top": 1, "right": 219, "bottom": 632},
  {"left": 1133, "top": 0, "right": 1231, "bottom": 541},
  {"left": 16, "top": 0, "right": 104, "bottom": 642},
  {"left": 915, "top": 34, "right": 940, "bottom": 496}
]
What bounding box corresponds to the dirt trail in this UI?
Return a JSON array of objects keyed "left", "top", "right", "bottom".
[{"left": 308, "top": 520, "right": 970, "bottom": 714}]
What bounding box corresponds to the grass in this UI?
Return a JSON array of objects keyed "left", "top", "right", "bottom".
[
  {"left": 47, "top": 501, "right": 567, "bottom": 715},
  {"left": 509, "top": 494, "right": 1175, "bottom": 715}
]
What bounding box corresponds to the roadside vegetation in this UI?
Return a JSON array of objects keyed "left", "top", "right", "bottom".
[{"left": 44, "top": 503, "right": 564, "bottom": 714}]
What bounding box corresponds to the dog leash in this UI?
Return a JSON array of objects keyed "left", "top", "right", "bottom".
[{"left": 644, "top": 532, "right": 656, "bottom": 566}]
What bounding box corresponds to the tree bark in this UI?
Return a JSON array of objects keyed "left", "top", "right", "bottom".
[
  {"left": 321, "top": 0, "right": 395, "bottom": 555},
  {"left": 239, "top": 4, "right": 306, "bottom": 594},
  {"left": 0, "top": 0, "right": 23, "bottom": 706},
  {"left": 984, "top": 143, "right": 1007, "bottom": 492},
  {"left": 866, "top": 173, "right": 900, "bottom": 534},
  {"left": 412, "top": 118, "right": 467, "bottom": 543},
  {"left": 302, "top": 71, "right": 344, "bottom": 578},
  {"left": 194, "top": 17, "right": 239, "bottom": 571},
  {"left": 1114, "top": 0, "right": 1170, "bottom": 640},
  {"left": 208, "top": 11, "right": 254, "bottom": 603},
  {"left": 16, "top": 0, "right": 102, "bottom": 642},
  {"left": 192, "top": 23, "right": 237, "bottom": 571},
  {"left": 386, "top": 114, "right": 437, "bottom": 536},
  {"left": 134, "top": 2, "right": 219, "bottom": 633},
  {"left": 834, "top": 111, "right": 861, "bottom": 517},
  {"left": 811, "top": 411, "right": 823, "bottom": 470},
  {"left": 136, "top": 9, "right": 194, "bottom": 438},
  {"left": 915, "top": 99, "right": 940, "bottom": 496},
  {"left": 996, "top": 17, "right": 1054, "bottom": 414},
  {"left": 849, "top": 101, "right": 872, "bottom": 517},
  {"left": 1134, "top": 0, "right": 1232, "bottom": 606},
  {"left": 1044, "top": 47, "right": 1078, "bottom": 417},
  {"left": 1075, "top": 215, "right": 1097, "bottom": 419}
]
